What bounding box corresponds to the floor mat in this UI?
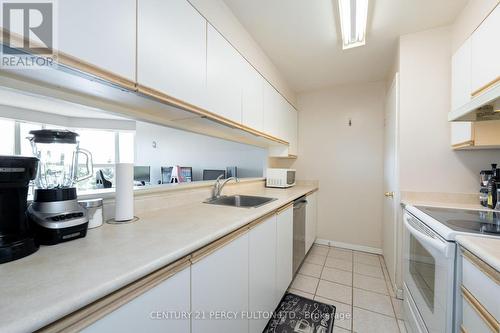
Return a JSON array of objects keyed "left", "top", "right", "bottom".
[{"left": 263, "top": 292, "right": 336, "bottom": 333}]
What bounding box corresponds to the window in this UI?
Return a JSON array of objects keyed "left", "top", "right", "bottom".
[
  {"left": 19, "top": 122, "right": 42, "bottom": 156},
  {"left": 0, "top": 118, "right": 135, "bottom": 191},
  {"left": 0, "top": 119, "right": 15, "bottom": 155}
]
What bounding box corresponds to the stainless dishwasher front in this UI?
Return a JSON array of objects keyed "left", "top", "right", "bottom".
[{"left": 293, "top": 196, "right": 307, "bottom": 274}]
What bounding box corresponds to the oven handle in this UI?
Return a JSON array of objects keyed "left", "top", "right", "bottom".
[{"left": 404, "top": 215, "right": 452, "bottom": 258}]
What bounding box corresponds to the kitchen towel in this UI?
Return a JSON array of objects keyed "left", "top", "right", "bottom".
[{"left": 114, "top": 163, "right": 134, "bottom": 221}]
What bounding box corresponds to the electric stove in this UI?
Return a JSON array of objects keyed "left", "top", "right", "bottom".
[{"left": 415, "top": 206, "right": 500, "bottom": 236}]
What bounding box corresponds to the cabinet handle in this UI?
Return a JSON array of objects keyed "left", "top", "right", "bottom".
[
  {"left": 384, "top": 191, "right": 395, "bottom": 198},
  {"left": 471, "top": 76, "right": 500, "bottom": 97}
]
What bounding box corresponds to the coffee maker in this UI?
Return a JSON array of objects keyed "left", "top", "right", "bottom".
[
  {"left": 0, "top": 156, "right": 39, "bottom": 264},
  {"left": 27, "top": 130, "right": 93, "bottom": 245}
]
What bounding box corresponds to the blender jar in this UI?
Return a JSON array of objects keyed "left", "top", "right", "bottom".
[{"left": 28, "top": 130, "right": 93, "bottom": 189}]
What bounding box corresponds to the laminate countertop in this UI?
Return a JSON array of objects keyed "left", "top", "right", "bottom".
[
  {"left": 0, "top": 183, "right": 318, "bottom": 333},
  {"left": 456, "top": 235, "right": 500, "bottom": 272}
]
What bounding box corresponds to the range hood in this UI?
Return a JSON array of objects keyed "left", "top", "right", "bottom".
[{"left": 448, "top": 84, "right": 500, "bottom": 121}]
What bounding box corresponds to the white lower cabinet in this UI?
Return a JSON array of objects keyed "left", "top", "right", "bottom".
[
  {"left": 82, "top": 267, "right": 190, "bottom": 333},
  {"left": 275, "top": 206, "right": 294, "bottom": 305},
  {"left": 305, "top": 191, "right": 318, "bottom": 253},
  {"left": 191, "top": 233, "right": 249, "bottom": 333},
  {"left": 249, "top": 215, "right": 277, "bottom": 333}
]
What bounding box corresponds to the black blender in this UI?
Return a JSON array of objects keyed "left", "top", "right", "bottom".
[
  {"left": 0, "top": 156, "right": 39, "bottom": 263},
  {"left": 27, "top": 130, "right": 93, "bottom": 245}
]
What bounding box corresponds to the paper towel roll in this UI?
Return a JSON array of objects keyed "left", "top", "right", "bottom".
[{"left": 114, "top": 163, "right": 134, "bottom": 221}]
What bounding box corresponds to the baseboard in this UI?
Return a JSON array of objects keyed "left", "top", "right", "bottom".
[{"left": 314, "top": 238, "right": 383, "bottom": 255}]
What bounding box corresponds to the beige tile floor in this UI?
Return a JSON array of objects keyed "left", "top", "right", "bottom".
[{"left": 288, "top": 244, "right": 407, "bottom": 333}]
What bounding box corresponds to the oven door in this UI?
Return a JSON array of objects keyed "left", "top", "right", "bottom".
[{"left": 403, "top": 212, "right": 455, "bottom": 333}]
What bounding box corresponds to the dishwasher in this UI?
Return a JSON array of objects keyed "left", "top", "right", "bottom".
[{"left": 293, "top": 196, "right": 307, "bottom": 274}]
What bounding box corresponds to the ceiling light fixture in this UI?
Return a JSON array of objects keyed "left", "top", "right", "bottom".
[{"left": 338, "top": 0, "right": 369, "bottom": 50}]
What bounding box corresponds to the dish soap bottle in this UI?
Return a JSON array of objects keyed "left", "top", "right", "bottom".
[{"left": 487, "top": 164, "right": 498, "bottom": 209}]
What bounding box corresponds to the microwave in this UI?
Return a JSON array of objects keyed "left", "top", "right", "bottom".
[{"left": 266, "top": 168, "right": 296, "bottom": 188}]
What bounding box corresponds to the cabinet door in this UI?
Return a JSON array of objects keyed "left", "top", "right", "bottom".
[
  {"left": 58, "top": 0, "right": 136, "bottom": 81},
  {"left": 249, "top": 215, "right": 277, "bottom": 333},
  {"left": 287, "top": 103, "right": 298, "bottom": 155},
  {"left": 451, "top": 38, "right": 471, "bottom": 110},
  {"left": 82, "top": 267, "right": 190, "bottom": 333},
  {"left": 276, "top": 206, "right": 293, "bottom": 305},
  {"left": 207, "top": 25, "right": 242, "bottom": 123},
  {"left": 242, "top": 61, "right": 264, "bottom": 132},
  {"left": 471, "top": 5, "right": 500, "bottom": 95},
  {"left": 191, "top": 233, "right": 249, "bottom": 333},
  {"left": 137, "top": 0, "right": 207, "bottom": 108},
  {"left": 451, "top": 122, "right": 473, "bottom": 147},
  {"left": 263, "top": 81, "right": 283, "bottom": 139},
  {"left": 305, "top": 192, "right": 317, "bottom": 253}
]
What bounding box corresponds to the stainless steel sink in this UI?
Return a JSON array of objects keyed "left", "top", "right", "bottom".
[{"left": 204, "top": 195, "right": 277, "bottom": 208}]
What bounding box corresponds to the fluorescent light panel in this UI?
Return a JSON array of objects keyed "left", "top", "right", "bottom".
[{"left": 338, "top": 0, "right": 368, "bottom": 49}]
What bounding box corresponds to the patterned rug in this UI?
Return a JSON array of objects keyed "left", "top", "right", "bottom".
[{"left": 263, "top": 292, "right": 336, "bottom": 333}]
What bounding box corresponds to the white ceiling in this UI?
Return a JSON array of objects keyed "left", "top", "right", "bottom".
[{"left": 223, "top": 0, "right": 468, "bottom": 93}]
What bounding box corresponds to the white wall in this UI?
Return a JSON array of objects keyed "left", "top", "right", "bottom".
[
  {"left": 398, "top": 27, "right": 500, "bottom": 194},
  {"left": 295, "top": 82, "right": 386, "bottom": 250},
  {"left": 188, "top": 0, "right": 296, "bottom": 106},
  {"left": 134, "top": 121, "right": 267, "bottom": 184}
]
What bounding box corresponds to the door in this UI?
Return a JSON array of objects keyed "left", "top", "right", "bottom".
[
  {"left": 82, "top": 267, "right": 190, "bottom": 333},
  {"left": 403, "top": 213, "right": 455, "bottom": 333},
  {"left": 275, "top": 206, "right": 293, "bottom": 306},
  {"left": 137, "top": 0, "right": 207, "bottom": 109},
  {"left": 58, "top": 0, "right": 136, "bottom": 81},
  {"left": 191, "top": 233, "right": 249, "bottom": 333},
  {"left": 249, "top": 216, "right": 277, "bottom": 333},
  {"left": 382, "top": 73, "right": 400, "bottom": 292}
]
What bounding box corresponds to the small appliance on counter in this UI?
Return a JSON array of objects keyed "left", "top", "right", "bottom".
[
  {"left": 479, "top": 168, "right": 493, "bottom": 207},
  {"left": 266, "top": 168, "right": 296, "bottom": 188},
  {"left": 27, "top": 130, "right": 93, "bottom": 245},
  {"left": 79, "top": 198, "right": 104, "bottom": 229},
  {"left": 0, "top": 156, "right": 39, "bottom": 264}
]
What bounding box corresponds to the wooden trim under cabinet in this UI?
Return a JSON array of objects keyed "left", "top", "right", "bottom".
[
  {"left": 461, "top": 285, "right": 499, "bottom": 333},
  {"left": 462, "top": 248, "right": 500, "bottom": 284},
  {"left": 460, "top": 325, "right": 468, "bottom": 333},
  {"left": 471, "top": 76, "right": 500, "bottom": 98},
  {"left": 0, "top": 28, "right": 137, "bottom": 90},
  {"left": 276, "top": 202, "right": 293, "bottom": 214},
  {"left": 1, "top": 28, "right": 291, "bottom": 148},
  {"left": 189, "top": 225, "right": 249, "bottom": 264},
  {"left": 137, "top": 84, "right": 289, "bottom": 146},
  {"left": 37, "top": 257, "right": 192, "bottom": 333}
]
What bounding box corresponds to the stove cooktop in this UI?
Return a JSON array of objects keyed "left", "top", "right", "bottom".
[{"left": 415, "top": 206, "right": 500, "bottom": 236}]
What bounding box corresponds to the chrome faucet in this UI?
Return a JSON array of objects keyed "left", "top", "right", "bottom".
[{"left": 211, "top": 175, "right": 239, "bottom": 199}]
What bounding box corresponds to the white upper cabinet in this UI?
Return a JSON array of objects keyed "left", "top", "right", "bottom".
[
  {"left": 241, "top": 61, "right": 264, "bottom": 132},
  {"left": 137, "top": 0, "right": 207, "bottom": 108},
  {"left": 191, "top": 234, "right": 249, "bottom": 333},
  {"left": 286, "top": 103, "right": 298, "bottom": 155},
  {"left": 275, "top": 206, "right": 293, "bottom": 305},
  {"left": 263, "top": 81, "right": 285, "bottom": 139},
  {"left": 451, "top": 38, "right": 471, "bottom": 111},
  {"left": 207, "top": 25, "right": 243, "bottom": 123},
  {"left": 471, "top": 5, "right": 500, "bottom": 95},
  {"left": 82, "top": 267, "right": 191, "bottom": 333},
  {"left": 58, "top": 0, "right": 136, "bottom": 81},
  {"left": 249, "top": 216, "right": 277, "bottom": 333}
]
